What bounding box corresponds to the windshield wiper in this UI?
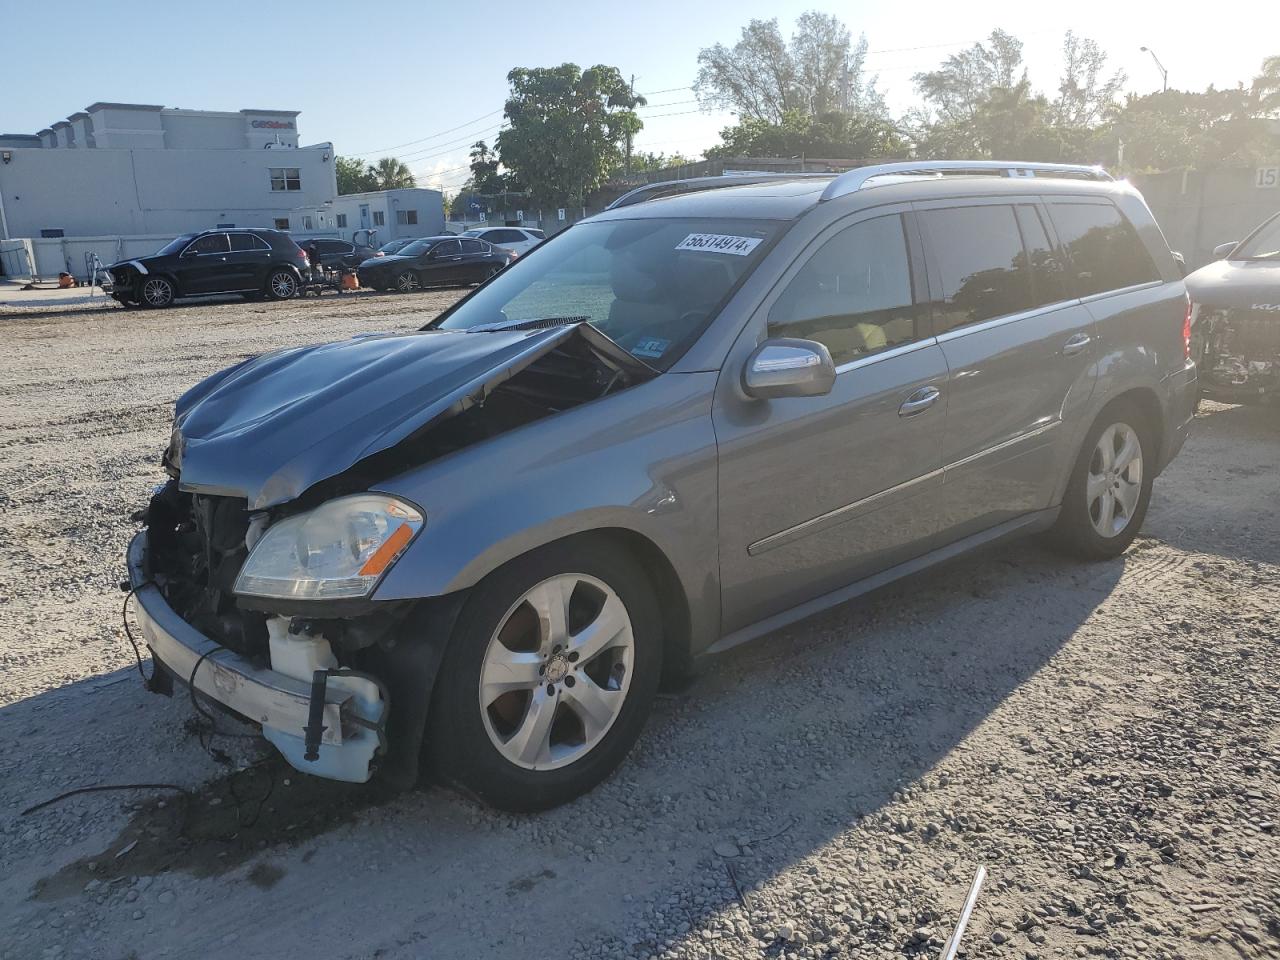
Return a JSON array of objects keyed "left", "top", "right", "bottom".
[{"left": 466, "top": 316, "right": 592, "bottom": 333}]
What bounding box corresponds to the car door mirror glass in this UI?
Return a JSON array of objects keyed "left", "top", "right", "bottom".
[
  {"left": 742, "top": 338, "right": 836, "bottom": 400},
  {"left": 1212, "top": 241, "right": 1239, "bottom": 260}
]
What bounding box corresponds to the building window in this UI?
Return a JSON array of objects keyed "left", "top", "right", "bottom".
[
  {"left": 303, "top": 216, "right": 314, "bottom": 230},
  {"left": 269, "top": 167, "right": 302, "bottom": 191},
  {"left": 40, "top": 228, "right": 65, "bottom": 238},
  {"left": 274, "top": 218, "right": 290, "bottom": 231},
  {"left": 336, "top": 214, "right": 347, "bottom": 228},
  {"left": 396, "top": 209, "right": 418, "bottom": 225},
  {"left": 373, "top": 211, "right": 385, "bottom": 226}
]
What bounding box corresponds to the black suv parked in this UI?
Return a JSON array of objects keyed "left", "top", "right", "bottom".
[
  {"left": 108, "top": 228, "right": 309, "bottom": 308},
  {"left": 300, "top": 237, "right": 380, "bottom": 271}
]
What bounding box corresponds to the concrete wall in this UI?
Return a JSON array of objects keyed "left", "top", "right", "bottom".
[
  {"left": 296, "top": 188, "right": 445, "bottom": 243},
  {"left": 0, "top": 145, "right": 337, "bottom": 237},
  {"left": 1132, "top": 167, "right": 1280, "bottom": 269}
]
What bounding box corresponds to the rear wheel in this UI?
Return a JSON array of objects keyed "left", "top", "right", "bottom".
[
  {"left": 428, "top": 539, "right": 661, "bottom": 811},
  {"left": 265, "top": 269, "right": 299, "bottom": 300},
  {"left": 395, "top": 270, "right": 420, "bottom": 293},
  {"left": 138, "top": 277, "right": 175, "bottom": 309},
  {"left": 1050, "top": 400, "right": 1154, "bottom": 559}
]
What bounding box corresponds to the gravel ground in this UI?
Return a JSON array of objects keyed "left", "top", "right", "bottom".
[{"left": 0, "top": 295, "right": 1276, "bottom": 960}]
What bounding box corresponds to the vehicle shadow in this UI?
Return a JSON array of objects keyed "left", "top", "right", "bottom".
[{"left": 0, "top": 532, "right": 1123, "bottom": 959}]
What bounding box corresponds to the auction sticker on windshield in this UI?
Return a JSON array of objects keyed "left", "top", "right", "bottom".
[{"left": 675, "top": 233, "right": 764, "bottom": 256}]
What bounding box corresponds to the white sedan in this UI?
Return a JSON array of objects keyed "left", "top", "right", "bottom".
[{"left": 460, "top": 226, "right": 545, "bottom": 256}]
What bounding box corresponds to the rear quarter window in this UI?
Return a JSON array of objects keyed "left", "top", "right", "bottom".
[{"left": 1048, "top": 202, "right": 1160, "bottom": 297}]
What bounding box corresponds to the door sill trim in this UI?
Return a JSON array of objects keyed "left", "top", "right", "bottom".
[{"left": 708, "top": 507, "right": 1060, "bottom": 656}]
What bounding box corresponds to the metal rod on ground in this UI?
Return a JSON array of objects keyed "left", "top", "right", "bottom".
[{"left": 940, "top": 865, "right": 987, "bottom": 960}]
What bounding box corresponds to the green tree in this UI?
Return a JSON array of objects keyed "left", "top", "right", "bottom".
[
  {"left": 705, "top": 109, "right": 904, "bottom": 160},
  {"left": 468, "top": 140, "right": 507, "bottom": 195},
  {"left": 1111, "top": 85, "right": 1276, "bottom": 171},
  {"left": 496, "top": 63, "right": 645, "bottom": 206},
  {"left": 695, "top": 12, "right": 885, "bottom": 123},
  {"left": 370, "top": 156, "right": 416, "bottom": 190},
  {"left": 625, "top": 151, "right": 698, "bottom": 174},
  {"left": 1254, "top": 55, "right": 1280, "bottom": 115},
  {"left": 335, "top": 155, "right": 377, "bottom": 195}
]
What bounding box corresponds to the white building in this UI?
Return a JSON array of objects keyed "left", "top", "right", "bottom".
[
  {"left": 0, "top": 101, "right": 337, "bottom": 240},
  {"left": 294, "top": 188, "right": 446, "bottom": 244}
]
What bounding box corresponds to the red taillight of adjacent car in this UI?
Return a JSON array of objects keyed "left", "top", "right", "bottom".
[
  {"left": 1183, "top": 293, "right": 1193, "bottom": 360},
  {"left": 297, "top": 247, "right": 309, "bottom": 264}
]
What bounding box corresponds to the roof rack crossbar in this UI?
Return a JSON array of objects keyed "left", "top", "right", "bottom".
[
  {"left": 607, "top": 173, "right": 834, "bottom": 210},
  {"left": 819, "top": 161, "right": 1112, "bottom": 201}
]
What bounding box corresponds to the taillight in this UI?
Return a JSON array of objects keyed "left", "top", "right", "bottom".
[
  {"left": 298, "top": 247, "right": 309, "bottom": 263},
  {"left": 1182, "top": 293, "right": 1193, "bottom": 360}
]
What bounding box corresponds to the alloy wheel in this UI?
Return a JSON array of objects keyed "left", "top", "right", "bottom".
[
  {"left": 479, "top": 573, "right": 634, "bottom": 770},
  {"left": 1087, "top": 422, "right": 1143, "bottom": 538},
  {"left": 396, "top": 271, "right": 419, "bottom": 293},
  {"left": 141, "top": 278, "right": 173, "bottom": 307},
  {"left": 270, "top": 272, "right": 297, "bottom": 299}
]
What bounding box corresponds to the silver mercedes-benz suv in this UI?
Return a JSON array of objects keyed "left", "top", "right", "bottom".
[{"left": 127, "top": 161, "right": 1198, "bottom": 810}]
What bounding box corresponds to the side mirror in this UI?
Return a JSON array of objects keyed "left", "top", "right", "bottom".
[
  {"left": 1212, "top": 241, "right": 1239, "bottom": 260},
  {"left": 1171, "top": 251, "right": 1187, "bottom": 277},
  {"left": 742, "top": 338, "right": 836, "bottom": 400}
]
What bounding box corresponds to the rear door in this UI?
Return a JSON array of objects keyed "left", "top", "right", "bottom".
[
  {"left": 227, "top": 233, "right": 271, "bottom": 289},
  {"left": 715, "top": 208, "right": 951, "bottom": 632},
  {"left": 458, "top": 238, "right": 491, "bottom": 280},
  {"left": 174, "top": 233, "right": 232, "bottom": 294},
  {"left": 915, "top": 198, "right": 1098, "bottom": 540}
]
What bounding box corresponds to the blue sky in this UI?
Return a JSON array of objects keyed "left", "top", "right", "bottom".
[{"left": 2, "top": 0, "right": 1275, "bottom": 195}]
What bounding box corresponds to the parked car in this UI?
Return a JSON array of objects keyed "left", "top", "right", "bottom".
[
  {"left": 108, "top": 228, "right": 308, "bottom": 308},
  {"left": 300, "top": 237, "right": 380, "bottom": 271},
  {"left": 1185, "top": 211, "right": 1280, "bottom": 405},
  {"left": 376, "top": 238, "right": 417, "bottom": 257},
  {"left": 461, "top": 226, "right": 545, "bottom": 256},
  {"left": 356, "top": 235, "right": 514, "bottom": 292},
  {"left": 127, "top": 162, "right": 1196, "bottom": 810}
]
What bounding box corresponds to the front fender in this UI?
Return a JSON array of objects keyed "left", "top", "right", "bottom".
[{"left": 369, "top": 371, "right": 723, "bottom": 652}]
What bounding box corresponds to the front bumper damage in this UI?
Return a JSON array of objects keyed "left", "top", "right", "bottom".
[{"left": 128, "top": 532, "right": 389, "bottom": 782}]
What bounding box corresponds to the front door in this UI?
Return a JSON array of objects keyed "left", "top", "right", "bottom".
[
  {"left": 912, "top": 199, "right": 1098, "bottom": 540},
  {"left": 715, "top": 209, "right": 950, "bottom": 634},
  {"left": 174, "top": 233, "right": 232, "bottom": 294},
  {"left": 421, "top": 238, "right": 463, "bottom": 285}
]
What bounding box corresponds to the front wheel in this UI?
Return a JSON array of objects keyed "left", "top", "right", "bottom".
[
  {"left": 428, "top": 539, "right": 662, "bottom": 811},
  {"left": 395, "top": 270, "right": 420, "bottom": 293},
  {"left": 1050, "top": 400, "right": 1154, "bottom": 559},
  {"left": 265, "top": 269, "right": 299, "bottom": 300},
  {"left": 138, "top": 277, "right": 175, "bottom": 309}
]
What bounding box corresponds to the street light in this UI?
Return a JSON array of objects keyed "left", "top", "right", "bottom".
[{"left": 1139, "top": 46, "right": 1168, "bottom": 93}]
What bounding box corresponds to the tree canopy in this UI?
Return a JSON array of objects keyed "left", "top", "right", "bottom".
[{"left": 496, "top": 63, "right": 645, "bottom": 206}]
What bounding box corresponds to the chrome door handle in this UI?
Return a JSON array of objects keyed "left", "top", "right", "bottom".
[
  {"left": 1062, "top": 333, "right": 1093, "bottom": 356},
  {"left": 899, "top": 385, "right": 942, "bottom": 418}
]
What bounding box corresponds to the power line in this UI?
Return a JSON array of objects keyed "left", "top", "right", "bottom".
[
  {"left": 637, "top": 85, "right": 692, "bottom": 96},
  {"left": 351, "top": 109, "right": 504, "bottom": 156},
  {"left": 638, "top": 98, "right": 701, "bottom": 110}
]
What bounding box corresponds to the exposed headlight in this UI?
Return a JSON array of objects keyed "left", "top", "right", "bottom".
[{"left": 234, "top": 494, "right": 424, "bottom": 600}]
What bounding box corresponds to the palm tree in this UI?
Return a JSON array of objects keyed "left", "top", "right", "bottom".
[
  {"left": 371, "top": 156, "right": 416, "bottom": 190},
  {"left": 1254, "top": 55, "right": 1280, "bottom": 115}
]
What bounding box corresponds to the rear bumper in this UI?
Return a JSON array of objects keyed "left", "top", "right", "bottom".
[
  {"left": 1159, "top": 360, "right": 1198, "bottom": 472},
  {"left": 127, "top": 532, "right": 379, "bottom": 780}
]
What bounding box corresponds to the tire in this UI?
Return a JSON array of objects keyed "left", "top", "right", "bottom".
[
  {"left": 428, "top": 538, "right": 662, "bottom": 811},
  {"left": 1050, "top": 399, "right": 1155, "bottom": 559},
  {"left": 138, "top": 276, "right": 175, "bottom": 309},
  {"left": 395, "top": 270, "right": 420, "bottom": 293},
  {"left": 265, "top": 269, "right": 299, "bottom": 301}
]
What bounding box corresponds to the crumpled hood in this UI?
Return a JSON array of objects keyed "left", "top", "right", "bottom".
[
  {"left": 1187, "top": 260, "right": 1280, "bottom": 310},
  {"left": 172, "top": 326, "right": 585, "bottom": 509}
]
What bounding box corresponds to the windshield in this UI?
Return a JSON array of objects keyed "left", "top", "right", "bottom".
[
  {"left": 434, "top": 218, "right": 781, "bottom": 368},
  {"left": 379, "top": 240, "right": 406, "bottom": 253},
  {"left": 397, "top": 239, "right": 435, "bottom": 257},
  {"left": 461, "top": 229, "right": 483, "bottom": 237},
  {"left": 155, "top": 234, "right": 197, "bottom": 256},
  {"left": 1235, "top": 215, "right": 1280, "bottom": 260}
]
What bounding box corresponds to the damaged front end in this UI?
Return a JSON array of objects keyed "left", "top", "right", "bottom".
[
  {"left": 1197, "top": 307, "right": 1280, "bottom": 404},
  {"left": 130, "top": 323, "right": 655, "bottom": 787}
]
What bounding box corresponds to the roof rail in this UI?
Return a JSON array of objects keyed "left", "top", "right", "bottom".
[
  {"left": 607, "top": 173, "right": 834, "bottom": 210},
  {"left": 819, "top": 161, "right": 1113, "bottom": 202}
]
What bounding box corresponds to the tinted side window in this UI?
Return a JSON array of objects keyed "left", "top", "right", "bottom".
[
  {"left": 919, "top": 205, "right": 1034, "bottom": 332},
  {"left": 228, "top": 233, "right": 266, "bottom": 251},
  {"left": 459, "top": 238, "right": 485, "bottom": 254},
  {"left": 189, "top": 234, "right": 230, "bottom": 255},
  {"left": 433, "top": 239, "right": 461, "bottom": 256},
  {"left": 1015, "top": 205, "right": 1065, "bottom": 307},
  {"left": 1048, "top": 202, "right": 1160, "bottom": 296},
  {"left": 768, "top": 214, "right": 919, "bottom": 364}
]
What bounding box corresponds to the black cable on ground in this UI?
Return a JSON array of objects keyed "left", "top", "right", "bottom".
[
  {"left": 186, "top": 646, "right": 261, "bottom": 769},
  {"left": 121, "top": 581, "right": 154, "bottom": 686},
  {"left": 21, "top": 783, "right": 190, "bottom": 816}
]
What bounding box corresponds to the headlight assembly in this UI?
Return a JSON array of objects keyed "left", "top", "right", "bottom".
[{"left": 234, "top": 494, "right": 424, "bottom": 600}]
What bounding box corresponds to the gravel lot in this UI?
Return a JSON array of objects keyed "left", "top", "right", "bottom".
[{"left": 0, "top": 294, "right": 1276, "bottom": 960}]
